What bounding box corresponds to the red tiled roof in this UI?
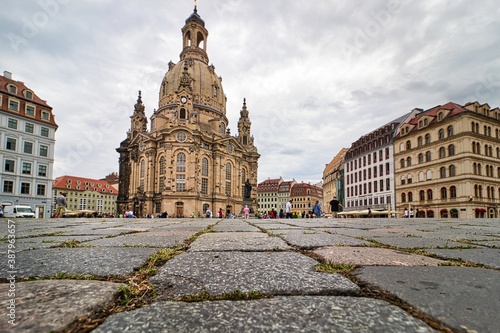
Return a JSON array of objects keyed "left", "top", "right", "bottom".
[
  {"left": 406, "top": 102, "right": 467, "bottom": 128},
  {"left": 53, "top": 175, "right": 118, "bottom": 195},
  {"left": 257, "top": 178, "right": 282, "bottom": 192},
  {"left": 0, "top": 74, "right": 58, "bottom": 127}
]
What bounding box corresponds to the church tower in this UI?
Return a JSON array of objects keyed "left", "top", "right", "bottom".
[
  {"left": 117, "top": 6, "right": 260, "bottom": 217},
  {"left": 237, "top": 98, "right": 254, "bottom": 147},
  {"left": 130, "top": 91, "right": 148, "bottom": 139}
]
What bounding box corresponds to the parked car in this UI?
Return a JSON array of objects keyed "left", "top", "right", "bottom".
[{"left": 3, "top": 205, "right": 35, "bottom": 218}]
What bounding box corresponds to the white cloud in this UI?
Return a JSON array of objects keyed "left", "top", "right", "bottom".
[{"left": 1, "top": 0, "right": 499, "bottom": 183}]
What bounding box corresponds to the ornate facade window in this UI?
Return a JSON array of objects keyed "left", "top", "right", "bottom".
[
  {"left": 448, "top": 144, "right": 455, "bottom": 156},
  {"left": 225, "top": 163, "right": 232, "bottom": 196},
  {"left": 425, "top": 134, "right": 431, "bottom": 144},
  {"left": 176, "top": 152, "right": 186, "bottom": 172},
  {"left": 159, "top": 156, "right": 166, "bottom": 174},
  {"left": 140, "top": 160, "right": 145, "bottom": 178},
  {"left": 202, "top": 158, "right": 209, "bottom": 176},
  {"left": 449, "top": 165, "right": 456, "bottom": 177},
  {"left": 450, "top": 186, "right": 457, "bottom": 198}
]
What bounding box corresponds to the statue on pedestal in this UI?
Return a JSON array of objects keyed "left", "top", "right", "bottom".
[{"left": 244, "top": 179, "right": 252, "bottom": 199}]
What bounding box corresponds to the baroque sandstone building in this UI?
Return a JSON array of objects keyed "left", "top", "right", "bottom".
[{"left": 117, "top": 8, "right": 259, "bottom": 217}]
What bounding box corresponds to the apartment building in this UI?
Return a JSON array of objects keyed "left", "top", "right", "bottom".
[
  {"left": 394, "top": 101, "right": 500, "bottom": 218},
  {"left": 0, "top": 71, "right": 57, "bottom": 218}
]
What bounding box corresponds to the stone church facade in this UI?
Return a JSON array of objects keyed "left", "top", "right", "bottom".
[{"left": 117, "top": 8, "right": 259, "bottom": 217}]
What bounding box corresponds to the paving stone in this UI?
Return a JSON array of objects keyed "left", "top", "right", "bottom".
[
  {"left": 60, "top": 227, "right": 140, "bottom": 237},
  {"left": 83, "top": 231, "right": 196, "bottom": 248},
  {"left": 471, "top": 240, "right": 500, "bottom": 248},
  {"left": 0, "top": 235, "right": 102, "bottom": 253},
  {"left": 250, "top": 222, "right": 303, "bottom": 230},
  {"left": 92, "top": 296, "right": 437, "bottom": 333},
  {"left": 0, "top": 247, "right": 157, "bottom": 278},
  {"left": 150, "top": 251, "right": 359, "bottom": 298},
  {"left": 188, "top": 232, "right": 291, "bottom": 251},
  {"left": 425, "top": 248, "right": 500, "bottom": 268},
  {"left": 354, "top": 266, "right": 500, "bottom": 333},
  {"left": 0, "top": 280, "right": 121, "bottom": 333},
  {"left": 211, "top": 221, "right": 261, "bottom": 232},
  {"left": 271, "top": 230, "right": 368, "bottom": 249},
  {"left": 327, "top": 228, "right": 387, "bottom": 239},
  {"left": 370, "top": 237, "right": 470, "bottom": 249},
  {"left": 314, "top": 247, "right": 445, "bottom": 266}
]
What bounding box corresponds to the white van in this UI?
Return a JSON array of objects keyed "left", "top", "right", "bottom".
[{"left": 3, "top": 205, "right": 35, "bottom": 218}]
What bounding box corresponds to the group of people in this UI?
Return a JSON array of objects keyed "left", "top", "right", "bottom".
[
  {"left": 403, "top": 208, "right": 415, "bottom": 218},
  {"left": 205, "top": 207, "right": 244, "bottom": 219},
  {"left": 281, "top": 196, "right": 343, "bottom": 219},
  {"left": 124, "top": 210, "right": 136, "bottom": 218}
]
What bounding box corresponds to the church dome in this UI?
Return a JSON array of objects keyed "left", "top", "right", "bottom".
[
  {"left": 185, "top": 8, "right": 205, "bottom": 27},
  {"left": 157, "top": 9, "right": 226, "bottom": 115},
  {"left": 159, "top": 58, "right": 226, "bottom": 114}
]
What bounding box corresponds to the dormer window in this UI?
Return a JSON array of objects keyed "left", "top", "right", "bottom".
[
  {"left": 8, "top": 84, "right": 17, "bottom": 94},
  {"left": 424, "top": 118, "right": 428, "bottom": 126},
  {"left": 438, "top": 112, "right": 443, "bottom": 121},
  {"left": 24, "top": 90, "right": 33, "bottom": 99},
  {"left": 41, "top": 111, "right": 50, "bottom": 120},
  {"left": 8, "top": 99, "right": 19, "bottom": 111},
  {"left": 26, "top": 105, "right": 35, "bottom": 116}
]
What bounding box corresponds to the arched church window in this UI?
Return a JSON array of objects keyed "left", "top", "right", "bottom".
[
  {"left": 176, "top": 152, "right": 186, "bottom": 172},
  {"left": 219, "top": 122, "right": 225, "bottom": 134},
  {"left": 202, "top": 158, "right": 209, "bottom": 177},
  {"left": 140, "top": 160, "right": 145, "bottom": 178},
  {"left": 179, "top": 108, "right": 187, "bottom": 119},
  {"left": 201, "top": 157, "right": 209, "bottom": 195},
  {"left": 225, "top": 163, "right": 232, "bottom": 196},
  {"left": 241, "top": 168, "right": 246, "bottom": 187},
  {"left": 159, "top": 156, "right": 166, "bottom": 175}
]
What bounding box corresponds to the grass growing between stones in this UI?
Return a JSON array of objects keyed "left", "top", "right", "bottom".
[
  {"left": 352, "top": 277, "right": 458, "bottom": 333},
  {"left": 316, "top": 262, "right": 356, "bottom": 275},
  {"left": 174, "top": 289, "right": 270, "bottom": 302},
  {"left": 59, "top": 239, "right": 81, "bottom": 248}
]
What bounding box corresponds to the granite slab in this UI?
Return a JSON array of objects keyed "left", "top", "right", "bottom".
[
  {"left": 0, "top": 280, "right": 121, "bottom": 333},
  {"left": 188, "top": 232, "right": 291, "bottom": 252},
  {"left": 211, "top": 222, "right": 261, "bottom": 232},
  {"left": 83, "top": 231, "right": 195, "bottom": 248},
  {"left": 425, "top": 248, "right": 500, "bottom": 269},
  {"left": 369, "top": 237, "right": 470, "bottom": 249},
  {"left": 0, "top": 247, "right": 157, "bottom": 278},
  {"left": 150, "top": 251, "right": 359, "bottom": 298},
  {"left": 270, "top": 230, "right": 368, "bottom": 249},
  {"left": 314, "top": 247, "right": 444, "bottom": 266},
  {"left": 354, "top": 266, "right": 500, "bottom": 333},
  {"left": 92, "top": 296, "right": 437, "bottom": 333}
]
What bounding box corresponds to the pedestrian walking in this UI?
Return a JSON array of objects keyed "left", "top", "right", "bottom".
[
  {"left": 243, "top": 205, "right": 250, "bottom": 219},
  {"left": 329, "top": 196, "right": 342, "bottom": 217},
  {"left": 286, "top": 200, "right": 292, "bottom": 218}
]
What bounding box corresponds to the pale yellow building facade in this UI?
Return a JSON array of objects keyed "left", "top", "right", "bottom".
[
  {"left": 394, "top": 101, "right": 500, "bottom": 218},
  {"left": 323, "top": 148, "right": 347, "bottom": 213}
]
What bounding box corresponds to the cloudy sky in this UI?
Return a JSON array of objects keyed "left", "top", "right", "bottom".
[{"left": 2, "top": 0, "right": 500, "bottom": 184}]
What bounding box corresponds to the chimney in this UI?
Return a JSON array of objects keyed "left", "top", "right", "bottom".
[{"left": 3, "top": 71, "right": 12, "bottom": 80}]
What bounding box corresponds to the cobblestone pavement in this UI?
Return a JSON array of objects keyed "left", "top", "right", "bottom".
[{"left": 1, "top": 217, "right": 499, "bottom": 332}]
